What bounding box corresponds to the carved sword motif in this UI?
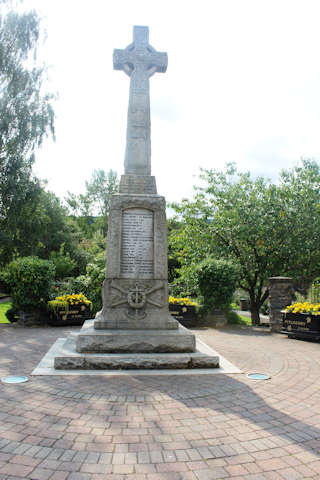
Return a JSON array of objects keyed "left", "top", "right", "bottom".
[{"left": 110, "top": 281, "right": 164, "bottom": 310}]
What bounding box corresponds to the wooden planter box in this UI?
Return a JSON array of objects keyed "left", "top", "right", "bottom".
[
  {"left": 48, "top": 304, "right": 92, "bottom": 327},
  {"left": 169, "top": 304, "right": 197, "bottom": 328},
  {"left": 281, "top": 311, "right": 320, "bottom": 340}
]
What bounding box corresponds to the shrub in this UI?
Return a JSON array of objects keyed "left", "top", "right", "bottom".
[
  {"left": 195, "top": 257, "right": 240, "bottom": 313},
  {"left": 169, "top": 264, "right": 199, "bottom": 298},
  {"left": 0, "top": 268, "right": 9, "bottom": 292},
  {"left": 48, "top": 276, "right": 90, "bottom": 300},
  {"left": 49, "top": 244, "right": 76, "bottom": 279},
  {"left": 84, "top": 252, "right": 106, "bottom": 314},
  {"left": 5, "top": 307, "right": 18, "bottom": 323},
  {"left": 69, "top": 247, "right": 90, "bottom": 276},
  {"left": 5, "top": 256, "right": 55, "bottom": 312},
  {"left": 48, "top": 251, "right": 106, "bottom": 315},
  {"left": 310, "top": 277, "right": 320, "bottom": 304}
]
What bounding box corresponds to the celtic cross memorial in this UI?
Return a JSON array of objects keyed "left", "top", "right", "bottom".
[
  {"left": 113, "top": 26, "right": 167, "bottom": 176},
  {"left": 53, "top": 26, "right": 219, "bottom": 370}
]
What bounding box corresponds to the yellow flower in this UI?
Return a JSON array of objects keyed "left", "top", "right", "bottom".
[
  {"left": 284, "top": 301, "right": 320, "bottom": 315},
  {"left": 169, "top": 296, "right": 199, "bottom": 307}
]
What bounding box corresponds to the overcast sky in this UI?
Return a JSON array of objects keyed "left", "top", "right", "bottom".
[{"left": 19, "top": 0, "right": 320, "bottom": 203}]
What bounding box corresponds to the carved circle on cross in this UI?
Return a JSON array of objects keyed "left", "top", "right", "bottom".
[{"left": 127, "top": 283, "right": 146, "bottom": 309}]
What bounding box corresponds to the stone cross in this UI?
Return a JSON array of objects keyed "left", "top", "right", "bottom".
[{"left": 113, "top": 26, "right": 168, "bottom": 176}]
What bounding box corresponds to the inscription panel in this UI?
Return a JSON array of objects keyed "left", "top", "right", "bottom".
[{"left": 120, "top": 208, "right": 154, "bottom": 278}]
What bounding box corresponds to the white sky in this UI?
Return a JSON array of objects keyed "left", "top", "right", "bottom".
[{"left": 20, "top": 0, "right": 320, "bottom": 203}]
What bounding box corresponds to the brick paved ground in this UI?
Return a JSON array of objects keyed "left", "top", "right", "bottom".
[{"left": 0, "top": 323, "right": 320, "bottom": 479}]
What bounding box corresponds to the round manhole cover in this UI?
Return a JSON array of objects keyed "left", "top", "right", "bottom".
[
  {"left": 246, "top": 373, "right": 270, "bottom": 380},
  {"left": 1, "top": 376, "right": 29, "bottom": 384}
]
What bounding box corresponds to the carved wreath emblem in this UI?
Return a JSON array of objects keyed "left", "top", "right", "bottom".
[{"left": 110, "top": 281, "right": 163, "bottom": 319}]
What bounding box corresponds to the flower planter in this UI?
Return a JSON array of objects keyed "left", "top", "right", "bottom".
[
  {"left": 281, "top": 311, "right": 320, "bottom": 340},
  {"left": 169, "top": 304, "right": 197, "bottom": 328},
  {"left": 48, "top": 303, "right": 92, "bottom": 327}
]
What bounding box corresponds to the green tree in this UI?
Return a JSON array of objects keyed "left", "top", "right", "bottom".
[
  {"left": 0, "top": 5, "right": 55, "bottom": 263},
  {"left": 31, "top": 190, "right": 78, "bottom": 259},
  {"left": 277, "top": 159, "right": 320, "bottom": 287},
  {"left": 196, "top": 257, "right": 240, "bottom": 313},
  {"left": 0, "top": 186, "right": 87, "bottom": 274},
  {"left": 170, "top": 160, "right": 320, "bottom": 324},
  {"left": 28, "top": 190, "right": 88, "bottom": 276},
  {"left": 66, "top": 169, "right": 119, "bottom": 236}
]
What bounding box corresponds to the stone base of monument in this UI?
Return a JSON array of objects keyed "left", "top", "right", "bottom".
[
  {"left": 54, "top": 320, "right": 219, "bottom": 370},
  {"left": 76, "top": 320, "right": 196, "bottom": 353}
]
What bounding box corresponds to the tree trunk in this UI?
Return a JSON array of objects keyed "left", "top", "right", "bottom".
[{"left": 249, "top": 294, "right": 260, "bottom": 325}]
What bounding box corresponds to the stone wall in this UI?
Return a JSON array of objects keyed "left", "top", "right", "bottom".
[{"left": 269, "top": 277, "right": 294, "bottom": 332}]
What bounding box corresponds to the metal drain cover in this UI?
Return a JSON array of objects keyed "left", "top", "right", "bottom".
[
  {"left": 246, "top": 373, "right": 270, "bottom": 380},
  {"left": 1, "top": 376, "right": 29, "bottom": 384}
]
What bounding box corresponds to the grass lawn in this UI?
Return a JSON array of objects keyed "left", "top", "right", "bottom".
[
  {"left": 0, "top": 302, "right": 11, "bottom": 324},
  {"left": 228, "top": 311, "right": 251, "bottom": 326},
  {"left": 237, "top": 313, "right": 251, "bottom": 325}
]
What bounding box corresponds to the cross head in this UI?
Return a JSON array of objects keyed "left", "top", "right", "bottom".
[
  {"left": 113, "top": 26, "right": 167, "bottom": 175},
  {"left": 113, "top": 26, "right": 167, "bottom": 89}
]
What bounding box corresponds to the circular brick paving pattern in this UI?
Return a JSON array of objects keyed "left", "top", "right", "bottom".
[{"left": 0, "top": 324, "right": 320, "bottom": 479}]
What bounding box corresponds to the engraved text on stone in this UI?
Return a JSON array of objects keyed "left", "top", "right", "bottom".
[{"left": 120, "top": 208, "right": 154, "bottom": 277}]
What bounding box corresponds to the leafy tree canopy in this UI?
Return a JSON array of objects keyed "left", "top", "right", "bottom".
[
  {"left": 0, "top": 187, "right": 84, "bottom": 266},
  {"left": 66, "top": 169, "right": 119, "bottom": 236},
  {"left": 170, "top": 159, "right": 320, "bottom": 323},
  {"left": 0, "top": 4, "right": 55, "bottom": 263}
]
